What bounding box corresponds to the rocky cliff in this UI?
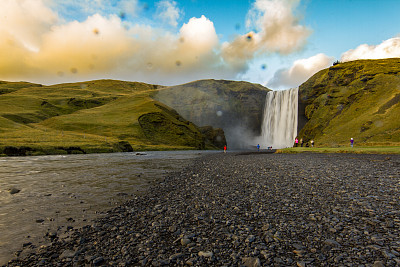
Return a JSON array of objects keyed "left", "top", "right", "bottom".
[{"left": 154, "top": 79, "right": 271, "bottom": 149}]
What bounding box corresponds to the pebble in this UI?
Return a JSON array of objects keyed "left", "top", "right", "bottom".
[
  {"left": 242, "top": 256, "right": 261, "bottom": 267},
  {"left": 8, "top": 188, "right": 20, "bottom": 195},
  {"left": 6, "top": 153, "right": 400, "bottom": 266},
  {"left": 198, "top": 251, "right": 213, "bottom": 258},
  {"left": 180, "top": 238, "right": 191, "bottom": 246},
  {"left": 324, "top": 239, "right": 341, "bottom": 247},
  {"left": 373, "top": 261, "right": 385, "bottom": 267}
]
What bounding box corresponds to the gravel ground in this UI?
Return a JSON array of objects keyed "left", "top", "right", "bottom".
[{"left": 6, "top": 152, "right": 400, "bottom": 266}]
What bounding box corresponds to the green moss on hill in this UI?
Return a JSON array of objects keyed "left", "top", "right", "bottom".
[
  {"left": 0, "top": 79, "right": 225, "bottom": 156},
  {"left": 298, "top": 58, "right": 400, "bottom": 147}
]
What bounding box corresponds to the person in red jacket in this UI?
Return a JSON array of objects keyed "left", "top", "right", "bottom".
[{"left": 224, "top": 145, "right": 227, "bottom": 153}]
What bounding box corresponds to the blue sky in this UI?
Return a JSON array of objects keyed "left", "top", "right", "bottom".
[{"left": 1, "top": 0, "right": 400, "bottom": 89}]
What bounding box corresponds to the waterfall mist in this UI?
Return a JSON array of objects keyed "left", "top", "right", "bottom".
[{"left": 260, "top": 87, "right": 298, "bottom": 149}]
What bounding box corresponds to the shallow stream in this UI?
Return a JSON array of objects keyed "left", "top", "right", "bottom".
[{"left": 0, "top": 150, "right": 216, "bottom": 265}]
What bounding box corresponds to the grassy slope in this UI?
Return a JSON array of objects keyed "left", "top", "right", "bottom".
[
  {"left": 277, "top": 146, "right": 400, "bottom": 154},
  {"left": 298, "top": 58, "right": 400, "bottom": 147},
  {"left": 0, "top": 79, "right": 217, "bottom": 156}
]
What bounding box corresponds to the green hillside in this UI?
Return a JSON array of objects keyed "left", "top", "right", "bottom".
[
  {"left": 298, "top": 58, "right": 400, "bottom": 147},
  {"left": 0, "top": 80, "right": 224, "bottom": 156}
]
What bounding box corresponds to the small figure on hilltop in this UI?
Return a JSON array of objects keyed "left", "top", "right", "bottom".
[
  {"left": 257, "top": 144, "right": 260, "bottom": 151},
  {"left": 350, "top": 138, "right": 354, "bottom": 148},
  {"left": 311, "top": 140, "right": 314, "bottom": 147},
  {"left": 224, "top": 145, "right": 227, "bottom": 153},
  {"left": 294, "top": 138, "right": 299, "bottom": 147}
]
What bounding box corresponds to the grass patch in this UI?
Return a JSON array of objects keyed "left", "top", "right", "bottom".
[
  {"left": 277, "top": 146, "right": 400, "bottom": 154},
  {"left": 298, "top": 58, "right": 400, "bottom": 146},
  {"left": 0, "top": 79, "right": 224, "bottom": 156}
]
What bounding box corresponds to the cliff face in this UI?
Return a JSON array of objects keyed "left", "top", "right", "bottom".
[
  {"left": 154, "top": 79, "right": 271, "bottom": 148},
  {"left": 298, "top": 58, "right": 400, "bottom": 146}
]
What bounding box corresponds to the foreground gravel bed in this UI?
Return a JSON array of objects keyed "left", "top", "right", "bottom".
[{"left": 6, "top": 153, "right": 400, "bottom": 266}]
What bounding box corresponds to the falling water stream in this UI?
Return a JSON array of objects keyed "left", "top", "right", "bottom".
[{"left": 261, "top": 87, "right": 298, "bottom": 149}]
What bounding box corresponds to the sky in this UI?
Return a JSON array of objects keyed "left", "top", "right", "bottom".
[{"left": 1, "top": 0, "right": 400, "bottom": 89}]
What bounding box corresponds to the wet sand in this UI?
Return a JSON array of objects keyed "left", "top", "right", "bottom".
[{"left": 6, "top": 152, "right": 400, "bottom": 266}]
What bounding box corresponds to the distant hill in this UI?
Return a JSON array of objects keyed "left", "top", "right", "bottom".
[
  {"left": 0, "top": 79, "right": 225, "bottom": 156},
  {"left": 298, "top": 58, "right": 400, "bottom": 147},
  {"left": 154, "top": 79, "right": 271, "bottom": 149}
]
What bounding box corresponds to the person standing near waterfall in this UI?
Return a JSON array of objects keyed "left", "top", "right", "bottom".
[
  {"left": 350, "top": 138, "right": 354, "bottom": 148},
  {"left": 224, "top": 145, "right": 227, "bottom": 153},
  {"left": 294, "top": 138, "right": 299, "bottom": 147}
]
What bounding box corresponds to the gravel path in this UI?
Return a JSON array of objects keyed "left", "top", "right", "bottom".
[{"left": 6, "top": 153, "right": 400, "bottom": 266}]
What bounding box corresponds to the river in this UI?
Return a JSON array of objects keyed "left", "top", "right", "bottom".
[{"left": 0, "top": 150, "right": 217, "bottom": 265}]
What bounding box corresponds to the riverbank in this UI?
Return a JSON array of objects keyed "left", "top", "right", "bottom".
[
  {"left": 0, "top": 151, "right": 216, "bottom": 265},
  {"left": 6, "top": 153, "right": 400, "bottom": 266},
  {"left": 278, "top": 146, "right": 400, "bottom": 154}
]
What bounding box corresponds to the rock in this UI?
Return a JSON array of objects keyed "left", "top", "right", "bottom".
[
  {"left": 8, "top": 187, "right": 21, "bottom": 194},
  {"left": 198, "top": 251, "right": 213, "bottom": 258},
  {"left": 181, "top": 238, "right": 191, "bottom": 246},
  {"left": 59, "top": 249, "right": 75, "bottom": 259},
  {"left": 185, "top": 258, "right": 195, "bottom": 266},
  {"left": 169, "top": 253, "right": 184, "bottom": 261},
  {"left": 168, "top": 225, "right": 177, "bottom": 233},
  {"left": 22, "top": 242, "right": 32, "bottom": 248},
  {"left": 292, "top": 243, "right": 306, "bottom": 250},
  {"left": 46, "top": 231, "right": 57, "bottom": 239},
  {"left": 242, "top": 257, "right": 261, "bottom": 267},
  {"left": 382, "top": 250, "right": 395, "bottom": 259},
  {"left": 155, "top": 259, "right": 170, "bottom": 265},
  {"left": 324, "top": 239, "right": 341, "bottom": 247},
  {"left": 93, "top": 256, "right": 104, "bottom": 265},
  {"left": 334, "top": 255, "right": 343, "bottom": 263},
  {"left": 373, "top": 261, "right": 385, "bottom": 267},
  {"left": 293, "top": 250, "right": 305, "bottom": 257},
  {"left": 246, "top": 235, "right": 256, "bottom": 243}
]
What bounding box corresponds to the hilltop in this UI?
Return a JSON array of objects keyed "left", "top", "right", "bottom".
[
  {"left": 298, "top": 58, "right": 400, "bottom": 147},
  {"left": 0, "top": 79, "right": 226, "bottom": 156},
  {"left": 3, "top": 58, "right": 397, "bottom": 156},
  {"left": 154, "top": 79, "right": 270, "bottom": 148}
]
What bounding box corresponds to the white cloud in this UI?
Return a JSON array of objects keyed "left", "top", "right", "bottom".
[
  {"left": 246, "top": 0, "right": 311, "bottom": 53},
  {"left": 221, "top": 0, "right": 311, "bottom": 72},
  {"left": 0, "top": 0, "right": 313, "bottom": 86},
  {"left": 268, "top": 53, "right": 334, "bottom": 89},
  {"left": 0, "top": 0, "right": 58, "bottom": 51},
  {"left": 341, "top": 37, "right": 400, "bottom": 62},
  {"left": 120, "top": 0, "right": 139, "bottom": 18},
  {"left": 0, "top": 2, "right": 230, "bottom": 86},
  {"left": 156, "top": 0, "right": 182, "bottom": 27}
]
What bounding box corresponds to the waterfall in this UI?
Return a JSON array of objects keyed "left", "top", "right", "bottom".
[{"left": 261, "top": 87, "right": 298, "bottom": 149}]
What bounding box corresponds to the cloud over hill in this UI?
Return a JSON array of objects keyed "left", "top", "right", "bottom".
[{"left": 0, "top": 0, "right": 310, "bottom": 85}]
